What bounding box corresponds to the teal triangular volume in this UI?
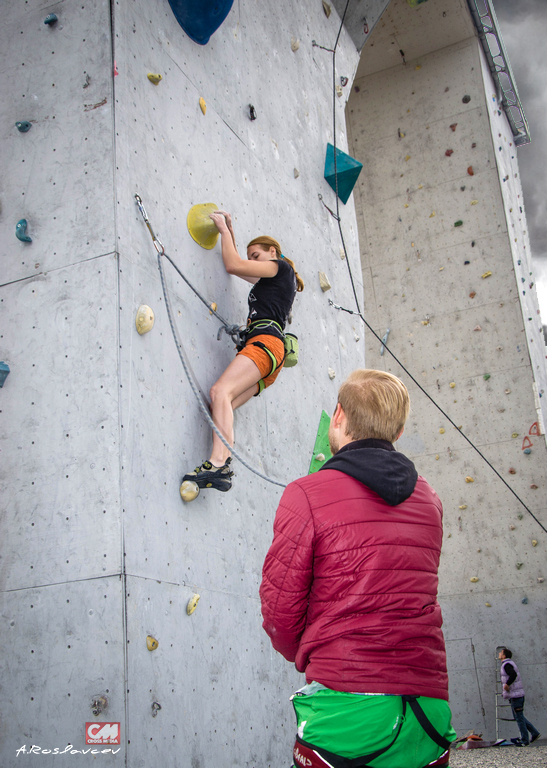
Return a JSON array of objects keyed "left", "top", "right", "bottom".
[{"left": 324, "top": 143, "right": 363, "bottom": 205}]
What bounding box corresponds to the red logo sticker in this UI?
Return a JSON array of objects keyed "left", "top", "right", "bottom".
[{"left": 85, "top": 723, "right": 120, "bottom": 744}]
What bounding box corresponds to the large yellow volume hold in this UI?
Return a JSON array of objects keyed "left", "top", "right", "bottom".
[{"left": 187, "top": 203, "right": 220, "bottom": 249}]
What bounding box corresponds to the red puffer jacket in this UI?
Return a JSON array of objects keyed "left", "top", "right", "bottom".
[{"left": 260, "top": 441, "right": 449, "bottom": 701}]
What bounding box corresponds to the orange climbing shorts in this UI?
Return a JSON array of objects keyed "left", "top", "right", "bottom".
[{"left": 237, "top": 334, "right": 285, "bottom": 395}]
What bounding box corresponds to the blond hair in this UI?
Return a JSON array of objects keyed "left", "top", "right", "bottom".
[
  {"left": 337, "top": 369, "right": 410, "bottom": 443},
  {"left": 247, "top": 236, "right": 304, "bottom": 292}
]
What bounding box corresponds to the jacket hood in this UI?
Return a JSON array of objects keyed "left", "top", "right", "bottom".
[{"left": 320, "top": 438, "right": 418, "bottom": 506}]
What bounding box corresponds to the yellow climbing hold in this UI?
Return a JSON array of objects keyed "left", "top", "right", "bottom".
[
  {"left": 485, "top": 602, "right": 491, "bottom": 607},
  {"left": 199, "top": 97, "right": 207, "bottom": 114},
  {"left": 186, "top": 594, "right": 200, "bottom": 615},
  {"left": 322, "top": 1, "right": 332, "bottom": 17},
  {"left": 319, "top": 271, "right": 332, "bottom": 292},
  {"left": 209, "top": 302, "right": 217, "bottom": 314},
  {"left": 470, "top": 200, "right": 479, "bottom": 205},
  {"left": 187, "top": 203, "right": 220, "bottom": 249},
  {"left": 429, "top": 211, "right": 435, "bottom": 218},
  {"left": 512, "top": 433, "right": 519, "bottom": 438},
  {"left": 532, "top": 540, "right": 538, "bottom": 547},
  {"left": 465, "top": 476, "right": 474, "bottom": 483},
  {"left": 405, "top": 155, "right": 411, "bottom": 161},
  {"left": 435, "top": 455, "right": 440, "bottom": 460},
  {"left": 482, "top": 271, "right": 492, "bottom": 279},
  {"left": 449, "top": 382, "right": 456, "bottom": 388},
  {"left": 135, "top": 305, "right": 155, "bottom": 335},
  {"left": 459, "top": 505, "right": 467, "bottom": 510},
  {"left": 147, "top": 73, "right": 162, "bottom": 85},
  {"left": 470, "top": 577, "right": 479, "bottom": 582},
  {"left": 418, "top": 184, "right": 423, "bottom": 189},
  {"left": 415, "top": 64, "right": 421, "bottom": 70},
  {"left": 439, "top": 428, "right": 445, "bottom": 434},
  {"left": 146, "top": 635, "right": 159, "bottom": 651}
]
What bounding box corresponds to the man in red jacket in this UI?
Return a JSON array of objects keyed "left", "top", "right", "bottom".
[{"left": 260, "top": 369, "right": 455, "bottom": 768}]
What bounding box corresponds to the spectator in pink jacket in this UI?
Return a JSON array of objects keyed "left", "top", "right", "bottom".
[{"left": 260, "top": 369, "right": 456, "bottom": 768}]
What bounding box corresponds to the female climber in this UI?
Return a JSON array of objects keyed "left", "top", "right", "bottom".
[{"left": 180, "top": 210, "right": 304, "bottom": 496}]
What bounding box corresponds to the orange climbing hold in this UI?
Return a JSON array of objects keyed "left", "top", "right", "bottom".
[{"left": 467, "top": 166, "right": 474, "bottom": 176}]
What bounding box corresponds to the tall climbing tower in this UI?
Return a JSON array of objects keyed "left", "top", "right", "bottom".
[
  {"left": 0, "top": 0, "right": 375, "bottom": 765},
  {"left": 347, "top": 0, "right": 547, "bottom": 739}
]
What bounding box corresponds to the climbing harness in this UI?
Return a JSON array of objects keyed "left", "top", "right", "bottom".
[
  {"left": 293, "top": 696, "right": 451, "bottom": 768},
  {"left": 135, "top": 194, "right": 242, "bottom": 346},
  {"left": 317, "top": 3, "right": 547, "bottom": 537},
  {"left": 135, "top": 193, "right": 286, "bottom": 489}
]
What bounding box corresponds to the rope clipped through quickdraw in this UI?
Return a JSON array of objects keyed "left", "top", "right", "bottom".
[
  {"left": 134, "top": 194, "right": 242, "bottom": 346},
  {"left": 319, "top": 8, "right": 546, "bottom": 536},
  {"left": 135, "top": 194, "right": 286, "bottom": 489}
]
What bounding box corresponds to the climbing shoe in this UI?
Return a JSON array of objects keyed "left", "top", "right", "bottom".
[{"left": 182, "top": 458, "right": 234, "bottom": 492}]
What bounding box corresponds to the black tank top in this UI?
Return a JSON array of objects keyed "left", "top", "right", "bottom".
[{"left": 246, "top": 260, "right": 297, "bottom": 341}]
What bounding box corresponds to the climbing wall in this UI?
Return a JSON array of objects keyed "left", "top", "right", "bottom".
[
  {"left": 347, "top": 0, "right": 547, "bottom": 740},
  {"left": 0, "top": 0, "right": 374, "bottom": 765}
]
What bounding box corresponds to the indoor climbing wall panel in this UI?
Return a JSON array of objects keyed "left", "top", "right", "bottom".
[
  {"left": 1, "top": 0, "right": 370, "bottom": 765},
  {"left": 112, "top": 0, "right": 365, "bottom": 763},
  {"left": 347, "top": 0, "right": 547, "bottom": 740}
]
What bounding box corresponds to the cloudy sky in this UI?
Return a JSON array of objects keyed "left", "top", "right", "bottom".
[{"left": 493, "top": 0, "right": 547, "bottom": 321}]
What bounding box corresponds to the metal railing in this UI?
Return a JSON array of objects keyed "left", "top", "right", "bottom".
[{"left": 466, "top": 0, "right": 531, "bottom": 146}]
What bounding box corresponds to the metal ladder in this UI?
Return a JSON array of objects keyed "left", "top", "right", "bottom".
[{"left": 495, "top": 650, "right": 515, "bottom": 740}]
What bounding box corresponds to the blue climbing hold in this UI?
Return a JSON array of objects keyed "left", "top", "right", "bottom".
[
  {"left": 166, "top": 0, "right": 234, "bottom": 45},
  {"left": 16, "top": 219, "right": 32, "bottom": 243},
  {"left": 521, "top": 597, "right": 528, "bottom": 604},
  {"left": 16, "top": 121, "right": 32, "bottom": 133},
  {"left": 0, "top": 362, "right": 9, "bottom": 388},
  {"left": 324, "top": 144, "right": 363, "bottom": 205},
  {"left": 44, "top": 13, "right": 58, "bottom": 25},
  {"left": 523, "top": 448, "right": 531, "bottom": 455}
]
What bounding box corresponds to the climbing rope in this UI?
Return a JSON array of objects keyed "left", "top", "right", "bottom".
[
  {"left": 319, "top": 6, "right": 547, "bottom": 535},
  {"left": 135, "top": 194, "right": 286, "bottom": 489},
  {"left": 135, "top": 195, "right": 242, "bottom": 345}
]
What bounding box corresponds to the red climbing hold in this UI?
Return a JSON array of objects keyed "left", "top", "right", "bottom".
[
  {"left": 467, "top": 166, "right": 474, "bottom": 176},
  {"left": 450, "top": 123, "right": 457, "bottom": 132},
  {"left": 529, "top": 422, "right": 539, "bottom": 435},
  {"left": 522, "top": 436, "right": 533, "bottom": 450},
  {"left": 445, "top": 149, "right": 454, "bottom": 157}
]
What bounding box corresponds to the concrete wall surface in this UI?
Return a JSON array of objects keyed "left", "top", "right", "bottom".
[
  {"left": 0, "top": 0, "right": 374, "bottom": 765},
  {"left": 347, "top": 0, "right": 547, "bottom": 741}
]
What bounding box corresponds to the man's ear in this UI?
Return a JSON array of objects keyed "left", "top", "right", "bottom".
[
  {"left": 332, "top": 402, "right": 344, "bottom": 428},
  {"left": 396, "top": 427, "right": 404, "bottom": 441}
]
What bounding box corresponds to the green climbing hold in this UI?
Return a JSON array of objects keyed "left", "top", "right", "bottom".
[
  {"left": 16, "top": 219, "right": 32, "bottom": 243},
  {"left": 44, "top": 13, "right": 58, "bottom": 24},
  {"left": 483, "top": 374, "right": 491, "bottom": 380},
  {"left": 324, "top": 144, "right": 363, "bottom": 205},
  {"left": 308, "top": 410, "right": 333, "bottom": 474},
  {"left": 454, "top": 220, "right": 463, "bottom": 227},
  {"left": 16, "top": 121, "right": 32, "bottom": 133}
]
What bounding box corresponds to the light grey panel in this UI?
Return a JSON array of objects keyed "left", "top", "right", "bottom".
[
  {"left": 125, "top": 576, "right": 303, "bottom": 768},
  {"left": 0, "top": 577, "right": 125, "bottom": 766},
  {"left": 0, "top": 256, "right": 121, "bottom": 591},
  {"left": 0, "top": 0, "right": 115, "bottom": 284}
]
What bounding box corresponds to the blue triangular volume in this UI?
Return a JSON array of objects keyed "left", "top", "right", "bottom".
[
  {"left": 324, "top": 143, "right": 363, "bottom": 205},
  {"left": 167, "top": 0, "right": 234, "bottom": 45}
]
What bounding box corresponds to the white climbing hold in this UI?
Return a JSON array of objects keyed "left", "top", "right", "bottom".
[
  {"left": 328, "top": 367, "right": 336, "bottom": 380},
  {"left": 186, "top": 594, "right": 200, "bottom": 615},
  {"left": 294, "top": 168, "right": 300, "bottom": 178},
  {"left": 315, "top": 453, "right": 325, "bottom": 462},
  {"left": 473, "top": 325, "right": 481, "bottom": 331},
  {"left": 335, "top": 85, "right": 343, "bottom": 97},
  {"left": 136, "top": 305, "right": 155, "bottom": 335},
  {"left": 322, "top": 1, "right": 332, "bottom": 18},
  {"left": 538, "top": 577, "right": 544, "bottom": 583},
  {"left": 291, "top": 37, "right": 300, "bottom": 52},
  {"left": 505, "top": 389, "right": 511, "bottom": 394},
  {"left": 509, "top": 525, "right": 515, "bottom": 530},
  {"left": 319, "top": 271, "right": 331, "bottom": 292},
  {"left": 339, "top": 246, "right": 346, "bottom": 260}
]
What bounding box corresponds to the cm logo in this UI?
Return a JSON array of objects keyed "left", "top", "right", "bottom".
[{"left": 85, "top": 722, "right": 121, "bottom": 744}]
